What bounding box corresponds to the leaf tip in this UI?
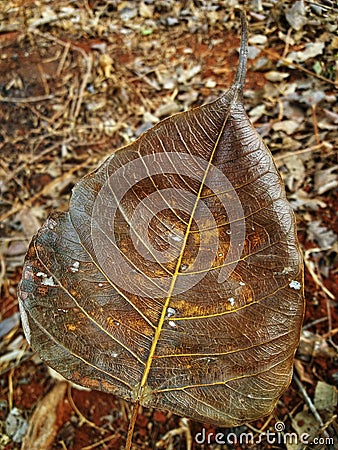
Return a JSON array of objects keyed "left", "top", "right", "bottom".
[{"left": 232, "top": 10, "right": 248, "bottom": 93}]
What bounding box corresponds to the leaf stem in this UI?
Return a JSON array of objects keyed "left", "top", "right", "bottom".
[{"left": 125, "top": 401, "right": 140, "bottom": 450}]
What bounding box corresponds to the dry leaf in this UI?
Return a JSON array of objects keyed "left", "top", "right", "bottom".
[
  {"left": 287, "top": 42, "right": 325, "bottom": 63},
  {"left": 307, "top": 220, "right": 337, "bottom": 248},
  {"left": 272, "top": 119, "right": 300, "bottom": 135},
  {"left": 288, "top": 408, "right": 319, "bottom": 450},
  {"left": 285, "top": 0, "right": 307, "bottom": 31},
  {"left": 282, "top": 154, "right": 306, "bottom": 191},
  {"left": 294, "top": 359, "right": 314, "bottom": 385},
  {"left": 18, "top": 13, "right": 304, "bottom": 448},
  {"left": 314, "top": 381, "right": 338, "bottom": 413}
]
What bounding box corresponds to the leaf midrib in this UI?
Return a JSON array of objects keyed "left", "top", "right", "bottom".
[{"left": 137, "top": 91, "right": 242, "bottom": 400}]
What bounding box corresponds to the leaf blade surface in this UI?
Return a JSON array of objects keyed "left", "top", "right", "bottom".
[{"left": 18, "top": 13, "right": 304, "bottom": 433}]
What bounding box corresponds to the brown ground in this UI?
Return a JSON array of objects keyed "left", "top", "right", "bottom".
[{"left": 0, "top": 1, "right": 337, "bottom": 449}]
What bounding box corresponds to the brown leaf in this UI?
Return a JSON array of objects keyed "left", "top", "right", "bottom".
[
  {"left": 294, "top": 359, "right": 314, "bottom": 385},
  {"left": 18, "top": 12, "right": 304, "bottom": 448}
]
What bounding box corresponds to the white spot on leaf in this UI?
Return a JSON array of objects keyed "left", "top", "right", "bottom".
[
  {"left": 47, "top": 218, "right": 57, "bottom": 230},
  {"left": 169, "top": 233, "right": 182, "bottom": 242},
  {"left": 166, "top": 307, "right": 176, "bottom": 317},
  {"left": 289, "top": 280, "right": 301, "bottom": 290},
  {"left": 41, "top": 276, "right": 56, "bottom": 286},
  {"left": 70, "top": 261, "right": 80, "bottom": 273},
  {"left": 36, "top": 272, "right": 47, "bottom": 278},
  {"left": 169, "top": 321, "right": 177, "bottom": 328},
  {"left": 228, "top": 297, "right": 235, "bottom": 306}
]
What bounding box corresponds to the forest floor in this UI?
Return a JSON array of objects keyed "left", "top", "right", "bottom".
[{"left": 0, "top": 1, "right": 337, "bottom": 449}]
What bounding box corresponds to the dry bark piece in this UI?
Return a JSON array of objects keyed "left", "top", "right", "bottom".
[
  {"left": 18, "top": 12, "right": 305, "bottom": 448},
  {"left": 21, "top": 382, "right": 68, "bottom": 450}
]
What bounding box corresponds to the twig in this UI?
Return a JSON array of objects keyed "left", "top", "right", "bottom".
[
  {"left": 293, "top": 375, "right": 337, "bottom": 450},
  {"left": 81, "top": 433, "right": 119, "bottom": 450},
  {"left": 0, "top": 251, "right": 6, "bottom": 293},
  {"left": 293, "top": 373, "right": 332, "bottom": 448},
  {"left": 72, "top": 53, "right": 93, "bottom": 121},
  {"left": 57, "top": 42, "right": 71, "bottom": 76},
  {"left": 293, "top": 374, "right": 325, "bottom": 428},
  {"left": 260, "top": 47, "right": 338, "bottom": 87},
  {"left": 4, "top": 139, "right": 72, "bottom": 184},
  {"left": 323, "top": 327, "right": 338, "bottom": 339},
  {"left": 31, "top": 28, "right": 93, "bottom": 123},
  {"left": 302, "top": 317, "right": 328, "bottom": 330},
  {"left": 37, "top": 62, "right": 50, "bottom": 95},
  {"left": 67, "top": 384, "right": 104, "bottom": 431},
  {"left": 311, "top": 104, "right": 321, "bottom": 145},
  {"left": 0, "top": 352, "right": 34, "bottom": 377},
  {"left": 59, "top": 441, "right": 68, "bottom": 450},
  {"left": 155, "top": 417, "right": 192, "bottom": 450},
  {"left": 288, "top": 399, "right": 306, "bottom": 418},
  {"left": 0, "top": 158, "right": 91, "bottom": 222},
  {"left": 27, "top": 10, "right": 77, "bottom": 30},
  {"left": 304, "top": 248, "right": 335, "bottom": 300},
  {"left": 325, "top": 298, "right": 338, "bottom": 351},
  {"left": 246, "top": 413, "right": 273, "bottom": 433},
  {"left": 0, "top": 94, "right": 54, "bottom": 103},
  {"left": 26, "top": 101, "right": 71, "bottom": 127},
  {"left": 181, "top": 418, "right": 192, "bottom": 450},
  {"left": 8, "top": 369, "right": 14, "bottom": 411},
  {"left": 282, "top": 27, "right": 293, "bottom": 58},
  {"left": 274, "top": 142, "right": 329, "bottom": 160}
]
